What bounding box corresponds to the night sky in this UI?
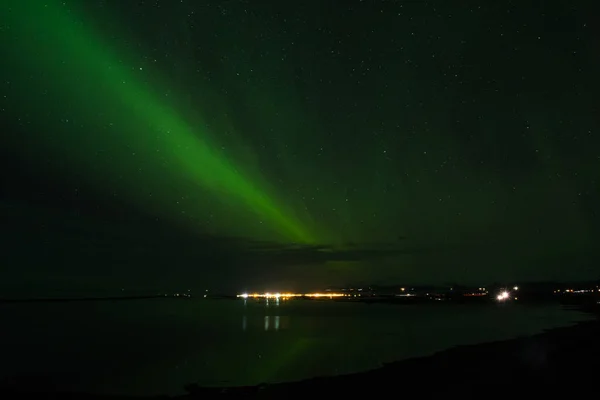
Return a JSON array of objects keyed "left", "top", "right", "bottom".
[{"left": 1, "top": 0, "right": 599, "bottom": 294}]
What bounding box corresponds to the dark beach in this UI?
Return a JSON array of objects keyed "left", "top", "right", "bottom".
[{"left": 2, "top": 300, "right": 599, "bottom": 399}]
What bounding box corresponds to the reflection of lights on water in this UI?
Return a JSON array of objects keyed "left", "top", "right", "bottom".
[
  {"left": 242, "top": 315, "right": 283, "bottom": 331},
  {"left": 264, "top": 315, "right": 280, "bottom": 331}
]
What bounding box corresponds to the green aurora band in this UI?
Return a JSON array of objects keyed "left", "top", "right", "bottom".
[{"left": 2, "top": 0, "right": 316, "bottom": 244}]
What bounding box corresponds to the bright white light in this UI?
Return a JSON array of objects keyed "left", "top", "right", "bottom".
[
  {"left": 497, "top": 291, "right": 510, "bottom": 301},
  {"left": 240, "top": 293, "right": 248, "bottom": 298},
  {"left": 513, "top": 286, "right": 519, "bottom": 291}
]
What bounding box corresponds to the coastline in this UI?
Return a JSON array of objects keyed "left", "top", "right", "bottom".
[
  {"left": 2, "top": 302, "right": 599, "bottom": 398},
  {"left": 254, "top": 302, "right": 600, "bottom": 396},
  {"left": 179, "top": 301, "right": 600, "bottom": 396}
]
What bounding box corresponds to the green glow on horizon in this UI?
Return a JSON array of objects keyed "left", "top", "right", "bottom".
[{"left": 2, "top": 0, "right": 314, "bottom": 243}]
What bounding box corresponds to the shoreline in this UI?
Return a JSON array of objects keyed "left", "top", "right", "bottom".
[
  {"left": 179, "top": 302, "right": 599, "bottom": 397},
  {"left": 256, "top": 302, "right": 600, "bottom": 396},
  {"left": 2, "top": 302, "right": 599, "bottom": 398}
]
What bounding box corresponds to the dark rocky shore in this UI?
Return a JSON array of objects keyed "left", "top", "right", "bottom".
[{"left": 3, "top": 302, "right": 599, "bottom": 399}]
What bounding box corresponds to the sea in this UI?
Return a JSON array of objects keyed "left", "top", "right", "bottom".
[{"left": 0, "top": 298, "right": 592, "bottom": 396}]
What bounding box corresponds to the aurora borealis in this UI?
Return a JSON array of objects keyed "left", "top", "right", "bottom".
[
  {"left": 2, "top": 0, "right": 313, "bottom": 244},
  {"left": 1, "top": 0, "right": 599, "bottom": 292}
]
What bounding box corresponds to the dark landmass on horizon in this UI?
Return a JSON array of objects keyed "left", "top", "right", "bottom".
[{"left": 2, "top": 278, "right": 598, "bottom": 301}]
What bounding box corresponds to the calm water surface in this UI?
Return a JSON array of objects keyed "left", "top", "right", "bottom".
[{"left": 0, "top": 299, "right": 591, "bottom": 395}]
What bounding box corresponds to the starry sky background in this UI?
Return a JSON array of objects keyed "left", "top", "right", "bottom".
[{"left": 1, "top": 0, "right": 599, "bottom": 295}]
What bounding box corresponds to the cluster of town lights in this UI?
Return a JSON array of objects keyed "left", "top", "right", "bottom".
[
  {"left": 496, "top": 291, "right": 510, "bottom": 301},
  {"left": 237, "top": 292, "right": 346, "bottom": 299},
  {"left": 496, "top": 286, "right": 519, "bottom": 301}
]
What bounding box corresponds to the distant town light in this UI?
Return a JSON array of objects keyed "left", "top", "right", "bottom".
[
  {"left": 236, "top": 292, "right": 346, "bottom": 299},
  {"left": 496, "top": 291, "right": 510, "bottom": 301},
  {"left": 513, "top": 286, "right": 519, "bottom": 291}
]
